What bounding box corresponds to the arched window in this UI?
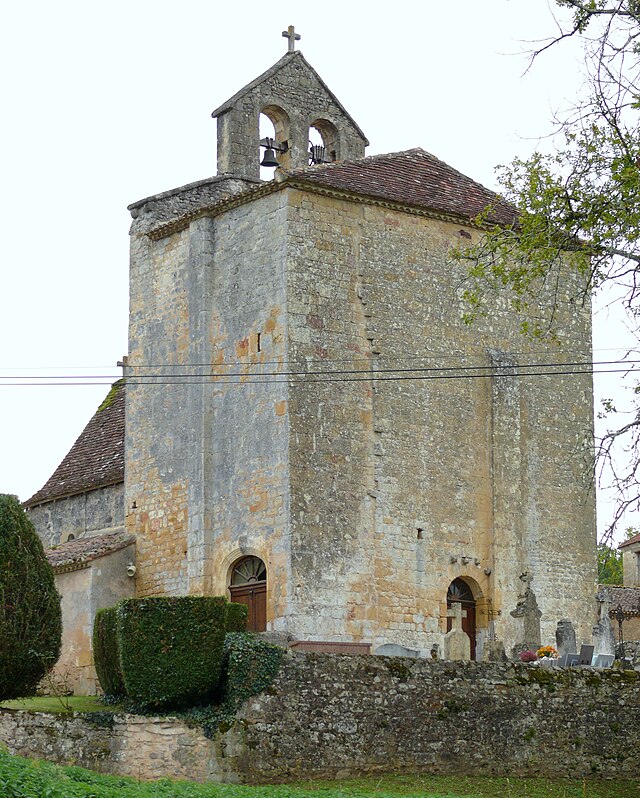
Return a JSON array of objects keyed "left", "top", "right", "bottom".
[
  {"left": 447, "top": 578, "right": 477, "bottom": 660},
  {"left": 229, "top": 555, "right": 267, "bottom": 632}
]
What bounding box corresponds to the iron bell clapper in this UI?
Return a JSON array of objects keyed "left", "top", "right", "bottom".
[{"left": 260, "top": 147, "right": 279, "bottom": 168}]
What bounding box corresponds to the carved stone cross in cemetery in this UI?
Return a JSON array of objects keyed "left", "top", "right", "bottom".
[
  {"left": 447, "top": 602, "right": 467, "bottom": 631},
  {"left": 282, "top": 25, "right": 301, "bottom": 53},
  {"left": 444, "top": 602, "right": 470, "bottom": 661}
]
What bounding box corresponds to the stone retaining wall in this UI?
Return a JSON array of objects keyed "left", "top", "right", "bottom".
[
  {"left": 0, "top": 708, "right": 239, "bottom": 782},
  {"left": 1, "top": 654, "right": 639, "bottom": 783}
]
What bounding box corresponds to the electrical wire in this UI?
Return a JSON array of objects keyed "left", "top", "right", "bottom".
[{"left": 0, "top": 365, "right": 636, "bottom": 387}]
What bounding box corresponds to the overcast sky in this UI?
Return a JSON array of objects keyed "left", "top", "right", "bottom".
[{"left": 1, "top": 1, "right": 633, "bottom": 537}]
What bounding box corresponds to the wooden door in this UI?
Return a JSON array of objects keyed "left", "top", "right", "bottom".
[{"left": 229, "top": 582, "right": 267, "bottom": 632}]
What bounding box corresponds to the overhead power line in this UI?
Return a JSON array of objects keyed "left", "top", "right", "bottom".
[{"left": 0, "top": 359, "right": 637, "bottom": 387}]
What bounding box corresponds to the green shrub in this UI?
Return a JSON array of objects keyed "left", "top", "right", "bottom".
[
  {"left": 225, "top": 601, "right": 248, "bottom": 633},
  {"left": 116, "top": 596, "right": 228, "bottom": 709},
  {"left": 93, "top": 608, "right": 125, "bottom": 697},
  {"left": 0, "top": 494, "right": 62, "bottom": 700},
  {"left": 221, "top": 632, "right": 284, "bottom": 713}
]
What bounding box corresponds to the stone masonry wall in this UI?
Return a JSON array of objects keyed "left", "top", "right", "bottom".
[
  {"left": 51, "top": 544, "right": 135, "bottom": 695},
  {"left": 0, "top": 710, "right": 234, "bottom": 783},
  {"left": 28, "top": 484, "right": 124, "bottom": 548},
  {"left": 215, "top": 52, "right": 367, "bottom": 179},
  {"left": 284, "top": 188, "right": 597, "bottom": 654},
  {"left": 203, "top": 192, "right": 291, "bottom": 618},
  {"left": 126, "top": 180, "right": 292, "bottom": 604},
  {"left": 1, "top": 655, "right": 638, "bottom": 783},
  {"left": 236, "top": 653, "right": 640, "bottom": 782},
  {"left": 125, "top": 175, "right": 254, "bottom": 597}
]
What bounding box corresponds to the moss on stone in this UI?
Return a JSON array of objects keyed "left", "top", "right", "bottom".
[
  {"left": 383, "top": 659, "right": 412, "bottom": 682},
  {"left": 97, "top": 379, "right": 125, "bottom": 412}
]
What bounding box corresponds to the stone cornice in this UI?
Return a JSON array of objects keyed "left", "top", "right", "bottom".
[
  {"left": 52, "top": 560, "right": 91, "bottom": 575},
  {"left": 147, "top": 177, "right": 485, "bottom": 242}
]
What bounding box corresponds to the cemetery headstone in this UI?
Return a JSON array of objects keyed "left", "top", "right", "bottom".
[
  {"left": 374, "top": 643, "right": 420, "bottom": 659},
  {"left": 482, "top": 639, "right": 508, "bottom": 662},
  {"left": 444, "top": 602, "right": 471, "bottom": 661},
  {"left": 510, "top": 576, "right": 542, "bottom": 657},
  {"left": 555, "top": 618, "right": 577, "bottom": 657},
  {"left": 592, "top": 590, "right": 616, "bottom": 657}
]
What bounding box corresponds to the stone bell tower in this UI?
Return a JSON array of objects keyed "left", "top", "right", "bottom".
[
  {"left": 123, "top": 26, "right": 596, "bottom": 659},
  {"left": 212, "top": 26, "right": 369, "bottom": 178}
]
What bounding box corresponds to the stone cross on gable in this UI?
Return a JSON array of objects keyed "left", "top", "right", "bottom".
[
  {"left": 447, "top": 602, "right": 467, "bottom": 631},
  {"left": 282, "top": 25, "right": 301, "bottom": 53}
]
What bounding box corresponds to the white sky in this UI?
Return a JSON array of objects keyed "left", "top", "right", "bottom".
[{"left": 0, "top": 0, "right": 634, "bottom": 538}]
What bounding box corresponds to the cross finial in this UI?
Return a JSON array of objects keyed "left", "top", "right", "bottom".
[
  {"left": 447, "top": 602, "right": 467, "bottom": 631},
  {"left": 282, "top": 25, "right": 301, "bottom": 53}
]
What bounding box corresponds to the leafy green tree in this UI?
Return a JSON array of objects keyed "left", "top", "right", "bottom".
[
  {"left": 0, "top": 494, "right": 62, "bottom": 699},
  {"left": 597, "top": 542, "right": 624, "bottom": 583},
  {"left": 458, "top": 1, "right": 640, "bottom": 536}
]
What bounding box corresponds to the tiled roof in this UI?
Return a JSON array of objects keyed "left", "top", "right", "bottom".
[
  {"left": 286, "top": 148, "right": 517, "bottom": 226},
  {"left": 599, "top": 585, "right": 640, "bottom": 617},
  {"left": 619, "top": 532, "right": 640, "bottom": 549},
  {"left": 46, "top": 530, "right": 134, "bottom": 573},
  {"left": 25, "top": 380, "right": 125, "bottom": 507}
]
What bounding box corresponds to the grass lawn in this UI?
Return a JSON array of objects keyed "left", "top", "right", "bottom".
[
  {"left": 0, "top": 750, "right": 637, "bottom": 798},
  {"left": 0, "top": 695, "right": 121, "bottom": 714}
]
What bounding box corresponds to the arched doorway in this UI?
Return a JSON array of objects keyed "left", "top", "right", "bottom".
[
  {"left": 229, "top": 556, "right": 267, "bottom": 632},
  {"left": 447, "top": 578, "right": 477, "bottom": 660}
]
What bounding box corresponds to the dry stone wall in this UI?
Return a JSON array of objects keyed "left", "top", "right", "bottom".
[
  {"left": 237, "top": 654, "right": 640, "bottom": 781},
  {"left": 0, "top": 709, "right": 234, "bottom": 782},
  {"left": 1, "top": 654, "right": 638, "bottom": 783}
]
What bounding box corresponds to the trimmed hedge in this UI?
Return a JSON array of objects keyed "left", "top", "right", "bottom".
[
  {"left": 92, "top": 608, "right": 125, "bottom": 697},
  {"left": 225, "top": 601, "right": 248, "bottom": 633},
  {"left": 0, "top": 494, "right": 62, "bottom": 700},
  {"left": 116, "top": 596, "right": 229, "bottom": 709},
  {"left": 93, "top": 596, "right": 249, "bottom": 707}
]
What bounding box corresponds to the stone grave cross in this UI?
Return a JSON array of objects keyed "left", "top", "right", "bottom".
[
  {"left": 447, "top": 602, "right": 467, "bottom": 630},
  {"left": 444, "top": 602, "right": 470, "bottom": 661},
  {"left": 282, "top": 25, "right": 301, "bottom": 52}
]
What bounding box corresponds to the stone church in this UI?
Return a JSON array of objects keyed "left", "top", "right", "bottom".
[{"left": 26, "top": 30, "right": 597, "bottom": 691}]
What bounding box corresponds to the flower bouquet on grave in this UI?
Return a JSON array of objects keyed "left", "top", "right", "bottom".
[
  {"left": 519, "top": 650, "right": 538, "bottom": 663},
  {"left": 536, "top": 645, "right": 558, "bottom": 667}
]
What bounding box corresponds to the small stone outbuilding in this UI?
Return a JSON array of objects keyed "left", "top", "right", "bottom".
[
  {"left": 25, "top": 380, "right": 133, "bottom": 694},
  {"left": 45, "top": 531, "right": 135, "bottom": 694}
]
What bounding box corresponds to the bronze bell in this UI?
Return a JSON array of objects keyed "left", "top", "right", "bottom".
[{"left": 260, "top": 147, "right": 279, "bottom": 168}]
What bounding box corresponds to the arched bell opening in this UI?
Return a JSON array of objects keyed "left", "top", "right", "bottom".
[
  {"left": 259, "top": 105, "right": 291, "bottom": 177},
  {"left": 446, "top": 577, "right": 478, "bottom": 660},
  {"left": 309, "top": 118, "right": 338, "bottom": 165},
  {"left": 228, "top": 555, "right": 267, "bottom": 632}
]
